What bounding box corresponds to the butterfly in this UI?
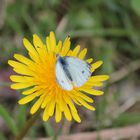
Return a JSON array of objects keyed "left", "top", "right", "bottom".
[{"left": 56, "top": 55, "right": 91, "bottom": 91}]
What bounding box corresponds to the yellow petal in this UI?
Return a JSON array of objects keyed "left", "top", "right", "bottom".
[
  {"left": 46, "top": 37, "right": 51, "bottom": 52},
  {"left": 55, "top": 103, "right": 62, "bottom": 123},
  {"left": 80, "top": 88, "right": 104, "bottom": 96},
  {"left": 23, "top": 38, "right": 37, "bottom": 54},
  {"left": 85, "top": 82, "right": 103, "bottom": 87},
  {"left": 41, "top": 92, "right": 53, "bottom": 109},
  {"left": 76, "top": 97, "right": 95, "bottom": 111},
  {"left": 43, "top": 106, "right": 50, "bottom": 121},
  {"left": 22, "top": 86, "right": 39, "bottom": 95},
  {"left": 18, "top": 91, "right": 42, "bottom": 104},
  {"left": 72, "top": 98, "right": 82, "bottom": 106},
  {"left": 10, "top": 75, "right": 34, "bottom": 83},
  {"left": 30, "top": 94, "right": 45, "bottom": 114},
  {"left": 48, "top": 99, "right": 55, "bottom": 116},
  {"left": 73, "top": 91, "right": 94, "bottom": 103},
  {"left": 62, "top": 100, "right": 72, "bottom": 121},
  {"left": 60, "top": 37, "right": 70, "bottom": 56},
  {"left": 57, "top": 93, "right": 64, "bottom": 111},
  {"left": 78, "top": 48, "right": 87, "bottom": 59},
  {"left": 49, "top": 31, "right": 56, "bottom": 52},
  {"left": 71, "top": 110, "right": 81, "bottom": 123},
  {"left": 86, "top": 58, "right": 93, "bottom": 63},
  {"left": 13, "top": 68, "right": 35, "bottom": 76},
  {"left": 67, "top": 50, "right": 73, "bottom": 56},
  {"left": 8, "top": 60, "right": 35, "bottom": 76},
  {"left": 23, "top": 38, "right": 40, "bottom": 62},
  {"left": 91, "top": 61, "right": 103, "bottom": 72},
  {"left": 33, "top": 34, "right": 47, "bottom": 59},
  {"left": 14, "top": 54, "right": 34, "bottom": 66},
  {"left": 55, "top": 41, "right": 62, "bottom": 54},
  {"left": 33, "top": 34, "right": 44, "bottom": 49},
  {"left": 11, "top": 83, "right": 35, "bottom": 89},
  {"left": 68, "top": 92, "right": 82, "bottom": 105},
  {"left": 63, "top": 94, "right": 77, "bottom": 112},
  {"left": 89, "top": 75, "right": 109, "bottom": 82},
  {"left": 93, "top": 82, "right": 103, "bottom": 86},
  {"left": 62, "top": 94, "right": 81, "bottom": 123},
  {"left": 8, "top": 60, "right": 26, "bottom": 68},
  {"left": 28, "top": 52, "right": 40, "bottom": 63},
  {"left": 71, "top": 45, "right": 80, "bottom": 56}
]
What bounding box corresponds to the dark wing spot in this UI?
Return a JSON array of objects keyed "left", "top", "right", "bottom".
[
  {"left": 61, "top": 80, "right": 64, "bottom": 83},
  {"left": 82, "top": 70, "right": 85, "bottom": 74}
]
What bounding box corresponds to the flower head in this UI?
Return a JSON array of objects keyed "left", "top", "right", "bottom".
[{"left": 8, "top": 32, "right": 109, "bottom": 123}]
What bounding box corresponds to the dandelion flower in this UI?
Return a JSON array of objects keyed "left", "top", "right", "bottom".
[{"left": 8, "top": 32, "right": 109, "bottom": 123}]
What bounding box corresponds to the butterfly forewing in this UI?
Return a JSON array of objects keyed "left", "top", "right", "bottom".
[
  {"left": 64, "top": 57, "right": 91, "bottom": 87},
  {"left": 56, "top": 56, "right": 91, "bottom": 90},
  {"left": 56, "top": 59, "right": 73, "bottom": 91}
]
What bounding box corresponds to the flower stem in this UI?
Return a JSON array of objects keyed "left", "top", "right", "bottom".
[{"left": 15, "top": 110, "right": 41, "bottom": 140}]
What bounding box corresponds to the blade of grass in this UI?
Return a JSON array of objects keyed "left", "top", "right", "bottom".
[
  {"left": 0, "top": 105, "right": 18, "bottom": 136},
  {"left": 43, "top": 121, "right": 55, "bottom": 137},
  {"left": 66, "top": 28, "right": 136, "bottom": 38},
  {"left": 121, "top": 10, "right": 140, "bottom": 47},
  {"left": 16, "top": 105, "right": 27, "bottom": 130}
]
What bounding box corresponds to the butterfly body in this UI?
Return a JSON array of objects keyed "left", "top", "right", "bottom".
[{"left": 56, "top": 56, "right": 91, "bottom": 91}]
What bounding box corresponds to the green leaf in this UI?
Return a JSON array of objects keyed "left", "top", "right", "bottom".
[
  {"left": 131, "top": 0, "right": 140, "bottom": 16},
  {"left": 0, "top": 105, "right": 18, "bottom": 135}
]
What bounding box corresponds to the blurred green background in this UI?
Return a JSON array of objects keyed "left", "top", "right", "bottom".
[{"left": 0, "top": 0, "right": 140, "bottom": 139}]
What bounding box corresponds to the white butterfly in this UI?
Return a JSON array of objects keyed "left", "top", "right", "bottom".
[{"left": 56, "top": 56, "right": 91, "bottom": 91}]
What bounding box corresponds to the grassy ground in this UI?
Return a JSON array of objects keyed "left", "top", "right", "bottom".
[{"left": 0, "top": 0, "right": 140, "bottom": 139}]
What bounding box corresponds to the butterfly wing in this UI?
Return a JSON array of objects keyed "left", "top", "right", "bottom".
[
  {"left": 56, "top": 60, "right": 73, "bottom": 91},
  {"left": 64, "top": 57, "right": 91, "bottom": 87}
]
